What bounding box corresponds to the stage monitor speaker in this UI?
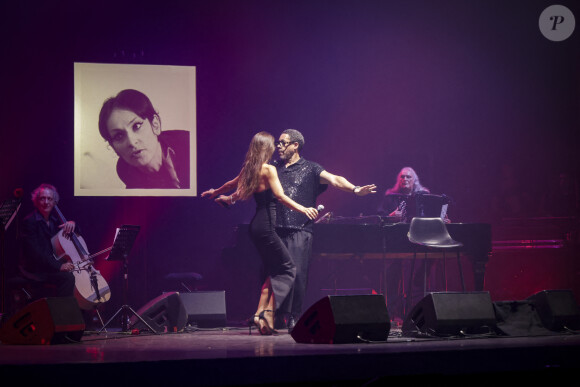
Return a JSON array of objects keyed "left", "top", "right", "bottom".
[
  {"left": 527, "top": 289, "right": 580, "bottom": 331},
  {"left": 291, "top": 294, "right": 390, "bottom": 344},
  {"left": 178, "top": 291, "right": 227, "bottom": 328},
  {"left": 129, "top": 291, "right": 187, "bottom": 333},
  {"left": 0, "top": 297, "right": 85, "bottom": 345},
  {"left": 402, "top": 292, "right": 496, "bottom": 337},
  {"left": 493, "top": 300, "right": 552, "bottom": 336}
]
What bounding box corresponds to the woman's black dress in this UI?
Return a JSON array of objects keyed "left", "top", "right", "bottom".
[{"left": 249, "top": 189, "right": 296, "bottom": 311}]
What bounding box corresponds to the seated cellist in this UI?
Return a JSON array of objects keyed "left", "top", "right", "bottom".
[{"left": 19, "top": 184, "right": 77, "bottom": 297}]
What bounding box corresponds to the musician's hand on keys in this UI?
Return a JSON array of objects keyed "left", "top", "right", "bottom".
[
  {"left": 60, "top": 262, "right": 74, "bottom": 272},
  {"left": 59, "top": 221, "right": 76, "bottom": 239},
  {"left": 389, "top": 210, "right": 403, "bottom": 217}
]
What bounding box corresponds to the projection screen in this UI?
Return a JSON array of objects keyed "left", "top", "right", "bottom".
[{"left": 74, "top": 62, "right": 196, "bottom": 196}]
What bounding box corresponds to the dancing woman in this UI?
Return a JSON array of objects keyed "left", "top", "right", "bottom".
[{"left": 202, "top": 132, "right": 318, "bottom": 334}]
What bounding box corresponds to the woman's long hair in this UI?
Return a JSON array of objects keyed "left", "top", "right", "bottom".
[{"left": 236, "top": 132, "right": 275, "bottom": 200}]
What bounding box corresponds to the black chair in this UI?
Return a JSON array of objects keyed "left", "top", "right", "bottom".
[
  {"left": 4, "top": 273, "right": 56, "bottom": 317},
  {"left": 406, "top": 217, "right": 465, "bottom": 314}
]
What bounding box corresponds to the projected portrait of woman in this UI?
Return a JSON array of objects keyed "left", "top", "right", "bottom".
[
  {"left": 74, "top": 62, "right": 196, "bottom": 197},
  {"left": 98, "top": 89, "right": 190, "bottom": 189}
]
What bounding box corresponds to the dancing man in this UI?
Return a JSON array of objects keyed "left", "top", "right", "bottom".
[{"left": 274, "top": 129, "right": 376, "bottom": 329}]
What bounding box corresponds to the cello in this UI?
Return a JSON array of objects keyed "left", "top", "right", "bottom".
[{"left": 51, "top": 205, "right": 111, "bottom": 310}]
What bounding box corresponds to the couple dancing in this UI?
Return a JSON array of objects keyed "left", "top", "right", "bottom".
[{"left": 202, "top": 130, "right": 375, "bottom": 335}]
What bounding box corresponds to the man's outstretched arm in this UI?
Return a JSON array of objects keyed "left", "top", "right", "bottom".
[{"left": 319, "top": 170, "right": 377, "bottom": 196}]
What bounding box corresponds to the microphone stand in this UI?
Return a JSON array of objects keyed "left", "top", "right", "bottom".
[
  {"left": 87, "top": 269, "right": 108, "bottom": 332},
  {"left": 379, "top": 216, "right": 388, "bottom": 307}
]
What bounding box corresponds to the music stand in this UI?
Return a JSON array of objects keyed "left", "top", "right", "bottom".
[
  {"left": 1, "top": 197, "right": 22, "bottom": 320},
  {"left": 409, "top": 194, "right": 450, "bottom": 219},
  {"left": 99, "top": 225, "right": 157, "bottom": 334}
]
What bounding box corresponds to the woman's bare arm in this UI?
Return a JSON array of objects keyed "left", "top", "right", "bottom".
[{"left": 201, "top": 175, "right": 240, "bottom": 199}]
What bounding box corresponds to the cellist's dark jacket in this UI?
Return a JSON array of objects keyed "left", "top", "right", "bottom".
[{"left": 19, "top": 209, "right": 80, "bottom": 274}]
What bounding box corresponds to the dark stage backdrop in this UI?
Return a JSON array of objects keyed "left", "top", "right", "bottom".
[{"left": 1, "top": 1, "right": 578, "bottom": 320}]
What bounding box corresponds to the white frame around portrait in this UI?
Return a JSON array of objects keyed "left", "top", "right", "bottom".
[{"left": 74, "top": 62, "right": 197, "bottom": 197}]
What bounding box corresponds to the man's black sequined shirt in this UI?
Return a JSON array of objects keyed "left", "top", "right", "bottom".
[{"left": 275, "top": 157, "right": 327, "bottom": 233}]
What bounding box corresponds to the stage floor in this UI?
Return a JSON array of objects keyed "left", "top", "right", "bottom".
[{"left": 1, "top": 323, "right": 580, "bottom": 386}]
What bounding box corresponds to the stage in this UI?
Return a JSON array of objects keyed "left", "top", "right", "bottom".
[{"left": 1, "top": 323, "right": 579, "bottom": 386}]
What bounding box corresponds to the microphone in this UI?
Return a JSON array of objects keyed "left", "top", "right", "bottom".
[{"left": 302, "top": 204, "right": 324, "bottom": 228}]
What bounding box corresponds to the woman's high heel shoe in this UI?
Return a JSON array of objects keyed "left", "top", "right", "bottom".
[
  {"left": 246, "top": 315, "right": 260, "bottom": 335},
  {"left": 258, "top": 310, "right": 277, "bottom": 335}
]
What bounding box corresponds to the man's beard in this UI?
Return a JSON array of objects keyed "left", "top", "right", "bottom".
[{"left": 279, "top": 150, "right": 291, "bottom": 162}]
